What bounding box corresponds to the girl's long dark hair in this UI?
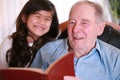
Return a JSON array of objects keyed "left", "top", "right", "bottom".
[{"left": 6, "top": 0, "right": 59, "bottom": 67}]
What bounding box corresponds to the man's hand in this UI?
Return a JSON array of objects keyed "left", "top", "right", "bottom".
[{"left": 64, "top": 76, "right": 80, "bottom": 80}]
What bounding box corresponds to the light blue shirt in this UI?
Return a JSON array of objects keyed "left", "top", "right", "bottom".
[
  {"left": 30, "top": 39, "right": 68, "bottom": 69},
  {"left": 30, "top": 39, "right": 120, "bottom": 80},
  {"left": 74, "top": 40, "right": 120, "bottom": 80}
]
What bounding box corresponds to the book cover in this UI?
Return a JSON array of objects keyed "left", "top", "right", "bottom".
[{"left": 0, "top": 52, "right": 75, "bottom": 80}]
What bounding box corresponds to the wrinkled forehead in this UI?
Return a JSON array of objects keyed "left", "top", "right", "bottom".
[
  {"left": 71, "top": 2, "right": 95, "bottom": 14},
  {"left": 70, "top": 1, "right": 104, "bottom": 22},
  {"left": 69, "top": 4, "right": 96, "bottom": 20},
  {"left": 70, "top": 3, "right": 103, "bottom": 23}
]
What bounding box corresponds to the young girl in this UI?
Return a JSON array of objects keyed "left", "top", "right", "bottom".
[{"left": 0, "top": 0, "right": 59, "bottom": 68}]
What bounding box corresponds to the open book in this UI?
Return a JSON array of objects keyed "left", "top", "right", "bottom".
[{"left": 0, "top": 52, "right": 75, "bottom": 80}]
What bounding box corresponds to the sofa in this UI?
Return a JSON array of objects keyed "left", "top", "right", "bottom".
[{"left": 58, "top": 21, "right": 120, "bottom": 49}]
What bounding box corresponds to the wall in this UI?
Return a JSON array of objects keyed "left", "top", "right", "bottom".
[
  {"left": 50, "top": 0, "right": 112, "bottom": 23},
  {"left": 0, "top": 0, "right": 112, "bottom": 44},
  {"left": 0, "top": 0, "right": 28, "bottom": 44}
]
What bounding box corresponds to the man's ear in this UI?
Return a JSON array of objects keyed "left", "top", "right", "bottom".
[
  {"left": 21, "top": 14, "right": 26, "bottom": 23},
  {"left": 97, "top": 22, "right": 106, "bottom": 36}
]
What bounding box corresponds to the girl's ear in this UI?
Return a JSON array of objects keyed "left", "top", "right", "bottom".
[
  {"left": 97, "top": 21, "right": 106, "bottom": 36},
  {"left": 21, "top": 14, "right": 26, "bottom": 23}
]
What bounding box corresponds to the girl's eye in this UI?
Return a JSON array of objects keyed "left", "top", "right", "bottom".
[
  {"left": 45, "top": 18, "right": 51, "bottom": 22},
  {"left": 33, "top": 14, "right": 41, "bottom": 19}
]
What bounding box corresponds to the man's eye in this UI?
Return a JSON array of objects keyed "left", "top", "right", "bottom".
[
  {"left": 69, "top": 21, "right": 75, "bottom": 25},
  {"left": 81, "top": 22, "right": 87, "bottom": 25}
]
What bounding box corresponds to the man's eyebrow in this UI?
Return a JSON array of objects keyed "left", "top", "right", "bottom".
[{"left": 81, "top": 19, "right": 89, "bottom": 22}]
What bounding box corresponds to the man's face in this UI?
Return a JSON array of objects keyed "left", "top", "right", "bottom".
[{"left": 68, "top": 4, "right": 103, "bottom": 57}]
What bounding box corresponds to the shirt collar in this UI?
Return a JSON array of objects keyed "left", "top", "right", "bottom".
[
  {"left": 94, "top": 39, "right": 103, "bottom": 62},
  {"left": 95, "top": 39, "right": 101, "bottom": 54},
  {"left": 79, "top": 39, "right": 102, "bottom": 60}
]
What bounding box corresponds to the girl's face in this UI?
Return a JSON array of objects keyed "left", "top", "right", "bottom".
[{"left": 23, "top": 10, "right": 53, "bottom": 40}]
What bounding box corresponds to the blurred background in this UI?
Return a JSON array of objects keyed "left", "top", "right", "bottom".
[{"left": 0, "top": 0, "right": 120, "bottom": 44}]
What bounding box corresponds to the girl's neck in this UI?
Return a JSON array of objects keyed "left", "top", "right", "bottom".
[{"left": 27, "top": 35, "right": 34, "bottom": 43}]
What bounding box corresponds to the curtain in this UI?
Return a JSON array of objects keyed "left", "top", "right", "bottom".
[{"left": 0, "top": 0, "right": 28, "bottom": 44}]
